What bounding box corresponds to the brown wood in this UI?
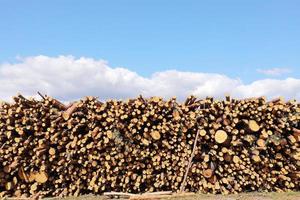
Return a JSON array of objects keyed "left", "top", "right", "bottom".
[
  {"left": 0, "top": 94, "right": 299, "bottom": 197},
  {"left": 203, "top": 169, "right": 213, "bottom": 178},
  {"left": 62, "top": 102, "right": 80, "bottom": 120}
]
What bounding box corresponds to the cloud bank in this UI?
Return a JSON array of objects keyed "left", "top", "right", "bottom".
[{"left": 0, "top": 55, "right": 300, "bottom": 102}]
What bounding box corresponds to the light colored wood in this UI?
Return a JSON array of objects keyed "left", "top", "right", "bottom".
[
  {"left": 141, "top": 138, "right": 150, "bottom": 146},
  {"left": 106, "top": 130, "right": 113, "bottom": 139},
  {"left": 150, "top": 130, "right": 161, "bottom": 140},
  {"left": 233, "top": 156, "right": 240, "bottom": 164},
  {"left": 28, "top": 171, "right": 37, "bottom": 182},
  {"left": 30, "top": 183, "right": 38, "bottom": 193},
  {"left": 180, "top": 129, "right": 201, "bottom": 192},
  {"left": 248, "top": 120, "right": 260, "bottom": 132},
  {"left": 49, "top": 147, "right": 56, "bottom": 155},
  {"left": 0, "top": 95, "right": 299, "bottom": 196},
  {"left": 151, "top": 96, "right": 161, "bottom": 103},
  {"left": 5, "top": 182, "right": 12, "bottom": 190},
  {"left": 199, "top": 129, "right": 206, "bottom": 136},
  {"left": 257, "top": 139, "right": 265, "bottom": 147},
  {"left": 215, "top": 130, "right": 228, "bottom": 144},
  {"left": 252, "top": 155, "right": 261, "bottom": 163},
  {"left": 34, "top": 171, "right": 48, "bottom": 183},
  {"left": 172, "top": 110, "right": 180, "bottom": 121}
]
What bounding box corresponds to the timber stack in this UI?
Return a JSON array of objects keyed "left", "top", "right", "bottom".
[{"left": 0, "top": 94, "right": 299, "bottom": 197}]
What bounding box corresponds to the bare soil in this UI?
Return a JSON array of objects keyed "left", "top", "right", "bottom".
[{"left": 40, "top": 192, "right": 300, "bottom": 200}]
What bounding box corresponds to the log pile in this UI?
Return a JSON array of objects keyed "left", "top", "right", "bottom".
[{"left": 0, "top": 94, "right": 299, "bottom": 197}]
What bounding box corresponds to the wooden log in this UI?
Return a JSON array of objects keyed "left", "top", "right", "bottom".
[
  {"left": 150, "top": 130, "right": 161, "bottom": 140},
  {"left": 203, "top": 169, "right": 213, "bottom": 178},
  {"left": 49, "top": 97, "right": 67, "bottom": 110},
  {"left": 49, "top": 147, "right": 56, "bottom": 155},
  {"left": 248, "top": 120, "right": 260, "bottom": 132},
  {"left": 62, "top": 102, "right": 80, "bottom": 120},
  {"left": 199, "top": 129, "right": 206, "bottom": 136},
  {"left": 0, "top": 94, "right": 299, "bottom": 196},
  {"left": 34, "top": 171, "right": 48, "bottom": 183},
  {"left": 215, "top": 130, "right": 228, "bottom": 144}
]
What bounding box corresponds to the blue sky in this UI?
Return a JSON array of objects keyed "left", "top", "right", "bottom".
[{"left": 1, "top": 0, "right": 300, "bottom": 83}]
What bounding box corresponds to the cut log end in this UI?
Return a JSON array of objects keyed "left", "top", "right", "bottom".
[
  {"left": 248, "top": 120, "right": 260, "bottom": 132},
  {"left": 199, "top": 129, "right": 206, "bottom": 136},
  {"left": 257, "top": 139, "right": 265, "bottom": 147},
  {"left": 141, "top": 138, "right": 150, "bottom": 146},
  {"left": 233, "top": 156, "right": 240, "bottom": 164},
  {"left": 35, "top": 171, "right": 48, "bottom": 183},
  {"left": 5, "top": 182, "right": 13, "bottom": 190},
  {"left": 49, "top": 147, "right": 56, "bottom": 155},
  {"left": 150, "top": 131, "right": 161, "bottom": 140},
  {"left": 62, "top": 112, "right": 70, "bottom": 121},
  {"left": 203, "top": 169, "right": 213, "bottom": 178},
  {"left": 215, "top": 130, "right": 228, "bottom": 144},
  {"left": 172, "top": 110, "right": 180, "bottom": 121},
  {"left": 252, "top": 155, "right": 261, "bottom": 163}
]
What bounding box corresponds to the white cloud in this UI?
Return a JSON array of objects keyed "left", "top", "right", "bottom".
[
  {"left": 257, "top": 67, "right": 291, "bottom": 76},
  {"left": 233, "top": 78, "right": 300, "bottom": 100},
  {"left": 0, "top": 55, "right": 299, "bottom": 102}
]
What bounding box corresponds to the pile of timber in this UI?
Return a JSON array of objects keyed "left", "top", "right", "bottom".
[{"left": 0, "top": 94, "right": 299, "bottom": 197}]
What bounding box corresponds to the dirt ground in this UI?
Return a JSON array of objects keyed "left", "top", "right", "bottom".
[{"left": 41, "top": 192, "right": 300, "bottom": 200}]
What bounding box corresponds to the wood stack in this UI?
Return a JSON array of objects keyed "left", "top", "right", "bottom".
[{"left": 0, "top": 94, "right": 299, "bottom": 197}]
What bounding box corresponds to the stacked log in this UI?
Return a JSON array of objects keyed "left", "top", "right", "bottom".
[{"left": 0, "top": 94, "right": 299, "bottom": 197}]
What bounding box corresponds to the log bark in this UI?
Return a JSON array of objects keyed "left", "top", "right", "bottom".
[{"left": 0, "top": 95, "right": 299, "bottom": 197}]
